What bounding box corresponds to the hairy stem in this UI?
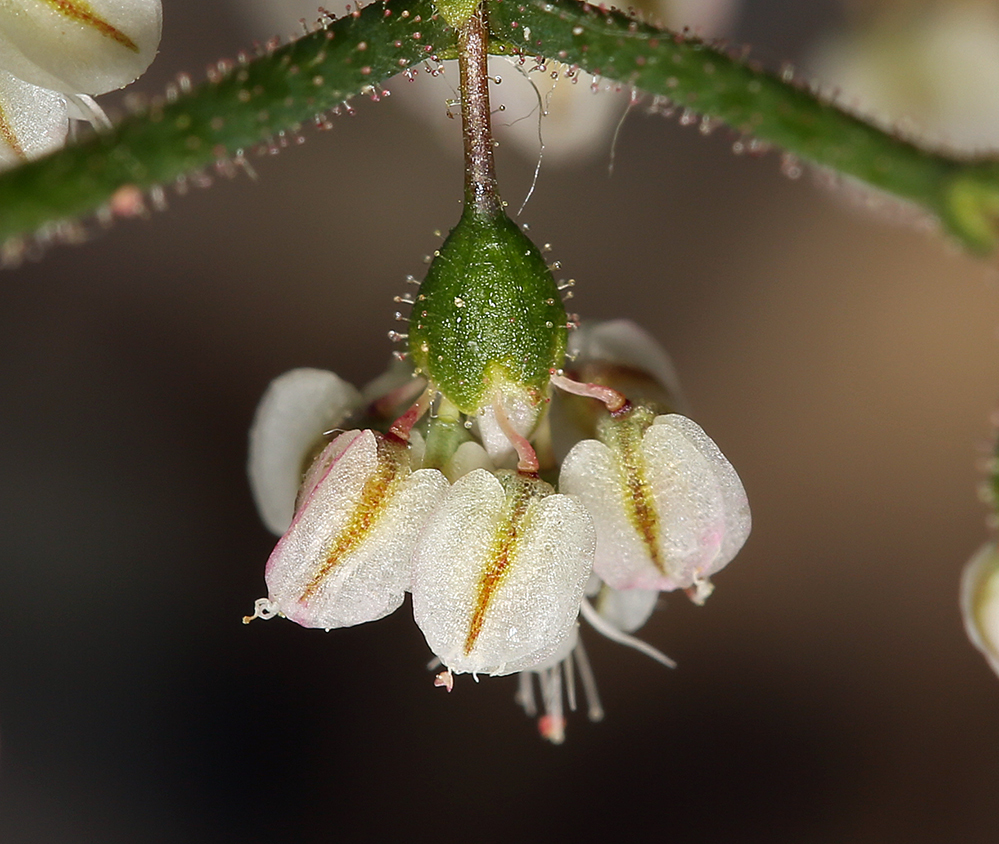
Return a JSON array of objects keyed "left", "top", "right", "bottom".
[
  {"left": 0, "top": 0, "right": 455, "bottom": 244},
  {"left": 486, "top": 0, "right": 999, "bottom": 255},
  {"left": 458, "top": 3, "right": 502, "bottom": 217}
]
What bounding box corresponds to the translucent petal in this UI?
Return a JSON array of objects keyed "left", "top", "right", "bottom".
[
  {"left": 593, "top": 584, "right": 659, "bottom": 633},
  {"left": 264, "top": 430, "right": 448, "bottom": 629},
  {"left": 475, "top": 381, "right": 543, "bottom": 468},
  {"left": 443, "top": 440, "right": 494, "bottom": 481},
  {"left": 559, "top": 414, "right": 750, "bottom": 591},
  {"left": 412, "top": 470, "right": 594, "bottom": 676},
  {"left": 0, "top": 70, "right": 66, "bottom": 168},
  {"left": 248, "top": 368, "right": 361, "bottom": 535},
  {"left": 566, "top": 320, "right": 686, "bottom": 411},
  {"left": 961, "top": 541, "right": 999, "bottom": 678},
  {"left": 0, "top": 0, "right": 162, "bottom": 95}
]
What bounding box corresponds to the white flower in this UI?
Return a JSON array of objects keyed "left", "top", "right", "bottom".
[
  {"left": 245, "top": 316, "right": 751, "bottom": 740},
  {"left": 560, "top": 410, "right": 751, "bottom": 601},
  {"left": 0, "top": 0, "right": 162, "bottom": 168},
  {"left": 411, "top": 468, "right": 594, "bottom": 677},
  {"left": 961, "top": 541, "right": 999, "bottom": 678},
  {"left": 256, "top": 427, "right": 449, "bottom": 629}
]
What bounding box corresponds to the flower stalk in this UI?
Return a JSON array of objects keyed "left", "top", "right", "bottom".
[{"left": 457, "top": 2, "right": 501, "bottom": 219}]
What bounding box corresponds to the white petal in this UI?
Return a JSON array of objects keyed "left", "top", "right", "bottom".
[
  {"left": 594, "top": 584, "right": 659, "bottom": 633},
  {"left": 567, "top": 320, "right": 686, "bottom": 410},
  {"left": 248, "top": 368, "right": 361, "bottom": 535},
  {"left": 0, "top": 0, "right": 162, "bottom": 95},
  {"left": 961, "top": 541, "right": 999, "bottom": 678},
  {"left": 559, "top": 437, "right": 656, "bottom": 588},
  {"left": 559, "top": 414, "right": 750, "bottom": 591},
  {"left": 443, "top": 440, "right": 494, "bottom": 481},
  {"left": 647, "top": 414, "right": 751, "bottom": 581},
  {"left": 264, "top": 430, "right": 448, "bottom": 629},
  {"left": 475, "top": 381, "right": 544, "bottom": 468},
  {"left": 0, "top": 70, "right": 66, "bottom": 168},
  {"left": 412, "top": 470, "right": 594, "bottom": 676}
]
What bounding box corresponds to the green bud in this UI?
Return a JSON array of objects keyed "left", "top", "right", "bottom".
[{"left": 409, "top": 207, "right": 568, "bottom": 415}]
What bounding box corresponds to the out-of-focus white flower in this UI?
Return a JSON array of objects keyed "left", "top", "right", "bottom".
[
  {"left": 961, "top": 541, "right": 999, "bottom": 678},
  {"left": 0, "top": 0, "right": 162, "bottom": 168},
  {"left": 809, "top": 0, "right": 999, "bottom": 152},
  {"left": 237, "top": 0, "right": 740, "bottom": 162}
]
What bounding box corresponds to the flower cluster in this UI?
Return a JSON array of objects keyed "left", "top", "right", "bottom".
[
  {"left": 0, "top": 0, "right": 161, "bottom": 169},
  {"left": 246, "top": 319, "right": 751, "bottom": 741}
]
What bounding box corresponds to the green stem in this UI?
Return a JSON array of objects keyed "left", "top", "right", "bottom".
[
  {"left": 3, "top": 0, "right": 999, "bottom": 255},
  {"left": 485, "top": 0, "right": 999, "bottom": 255},
  {"left": 0, "top": 0, "right": 456, "bottom": 244}
]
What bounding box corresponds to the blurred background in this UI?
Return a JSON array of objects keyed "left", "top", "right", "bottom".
[{"left": 2, "top": 0, "right": 998, "bottom": 841}]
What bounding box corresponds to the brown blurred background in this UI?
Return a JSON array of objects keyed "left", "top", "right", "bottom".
[{"left": 1, "top": 0, "right": 998, "bottom": 841}]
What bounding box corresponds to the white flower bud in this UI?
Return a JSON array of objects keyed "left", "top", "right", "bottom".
[{"left": 412, "top": 469, "right": 594, "bottom": 676}]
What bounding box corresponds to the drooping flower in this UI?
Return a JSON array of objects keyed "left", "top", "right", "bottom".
[
  {"left": 559, "top": 409, "right": 751, "bottom": 602},
  {"left": 411, "top": 468, "right": 594, "bottom": 677},
  {"left": 253, "top": 427, "right": 449, "bottom": 629},
  {"left": 0, "top": 0, "right": 162, "bottom": 168}
]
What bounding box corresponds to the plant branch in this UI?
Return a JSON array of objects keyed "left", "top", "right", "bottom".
[
  {"left": 3, "top": 0, "right": 999, "bottom": 256},
  {"left": 0, "top": 0, "right": 456, "bottom": 246},
  {"left": 486, "top": 0, "right": 999, "bottom": 255}
]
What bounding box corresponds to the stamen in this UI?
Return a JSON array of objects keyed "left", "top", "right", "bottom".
[
  {"left": 388, "top": 386, "right": 433, "bottom": 442},
  {"left": 572, "top": 637, "right": 605, "bottom": 722},
  {"left": 242, "top": 597, "right": 279, "bottom": 624},
  {"left": 563, "top": 652, "right": 577, "bottom": 713},
  {"left": 537, "top": 666, "right": 566, "bottom": 744},
  {"left": 434, "top": 669, "right": 454, "bottom": 692},
  {"left": 492, "top": 393, "right": 539, "bottom": 474},
  {"left": 579, "top": 597, "right": 677, "bottom": 669},
  {"left": 549, "top": 371, "right": 629, "bottom": 414},
  {"left": 515, "top": 671, "right": 537, "bottom": 717}
]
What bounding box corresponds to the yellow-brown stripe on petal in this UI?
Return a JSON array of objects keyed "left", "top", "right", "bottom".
[
  {"left": 599, "top": 409, "right": 663, "bottom": 572},
  {"left": 0, "top": 101, "right": 26, "bottom": 159},
  {"left": 463, "top": 476, "right": 538, "bottom": 656},
  {"left": 40, "top": 0, "right": 140, "bottom": 52},
  {"left": 299, "top": 435, "right": 408, "bottom": 603}
]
